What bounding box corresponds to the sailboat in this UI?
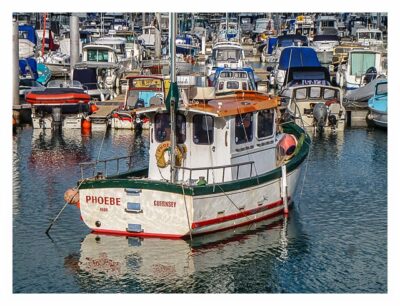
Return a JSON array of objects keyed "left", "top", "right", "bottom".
[{"left": 66, "top": 13, "right": 310, "bottom": 238}]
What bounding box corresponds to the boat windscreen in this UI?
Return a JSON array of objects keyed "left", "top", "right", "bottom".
[{"left": 350, "top": 53, "right": 376, "bottom": 76}]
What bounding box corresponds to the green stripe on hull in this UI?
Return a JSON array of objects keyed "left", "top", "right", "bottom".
[{"left": 79, "top": 122, "right": 310, "bottom": 196}]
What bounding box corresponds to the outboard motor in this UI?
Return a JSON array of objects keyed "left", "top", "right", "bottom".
[
  {"left": 313, "top": 103, "right": 328, "bottom": 131},
  {"left": 328, "top": 114, "right": 337, "bottom": 127},
  {"left": 364, "top": 66, "right": 377, "bottom": 84}
]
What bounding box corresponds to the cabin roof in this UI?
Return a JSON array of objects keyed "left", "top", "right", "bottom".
[
  {"left": 126, "top": 75, "right": 166, "bottom": 80},
  {"left": 83, "top": 44, "right": 116, "bottom": 51},
  {"left": 135, "top": 91, "right": 279, "bottom": 117}
]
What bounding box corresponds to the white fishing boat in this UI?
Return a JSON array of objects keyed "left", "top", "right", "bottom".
[
  {"left": 65, "top": 14, "right": 310, "bottom": 239},
  {"left": 111, "top": 75, "right": 168, "bottom": 130},
  {"left": 315, "top": 15, "right": 338, "bottom": 36},
  {"left": 205, "top": 41, "right": 247, "bottom": 76},
  {"left": 93, "top": 34, "right": 134, "bottom": 70},
  {"left": 212, "top": 67, "right": 257, "bottom": 95},
  {"left": 74, "top": 44, "right": 126, "bottom": 93},
  {"left": 311, "top": 34, "right": 340, "bottom": 65},
  {"left": 336, "top": 49, "right": 386, "bottom": 90},
  {"left": 294, "top": 15, "right": 315, "bottom": 39},
  {"left": 355, "top": 27, "right": 384, "bottom": 48},
  {"left": 285, "top": 84, "right": 346, "bottom": 133},
  {"left": 367, "top": 80, "right": 387, "bottom": 128}
]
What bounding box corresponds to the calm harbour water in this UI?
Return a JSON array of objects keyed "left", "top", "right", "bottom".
[{"left": 12, "top": 126, "right": 387, "bottom": 293}]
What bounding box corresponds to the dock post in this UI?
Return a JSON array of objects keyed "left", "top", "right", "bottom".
[
  {"left": 70, "top": 13, "right": 80, "bottom": 80},
  {"left": 13, "top": 19, "right": 21, "bottom": 124},
  {"left": 281, "top": 164, "right": 289, "bottom": 214}
]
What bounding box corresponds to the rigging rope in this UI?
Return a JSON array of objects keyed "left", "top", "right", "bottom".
[{"left": 181, "top": 183, "right": 193, "bottom": 241}]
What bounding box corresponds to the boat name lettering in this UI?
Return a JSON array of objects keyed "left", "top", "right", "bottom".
[
  {"left": 85, "top": 196, "right": 121, "bottom": 206},
  {"left": 153, "top": 200, "right": 176, "bottom": 208}
]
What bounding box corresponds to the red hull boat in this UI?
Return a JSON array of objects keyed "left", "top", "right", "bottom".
[{"left": 26, "top": 88, "right": 90, "bottom": 105}]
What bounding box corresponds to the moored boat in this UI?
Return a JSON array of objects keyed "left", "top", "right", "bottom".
[
  {"left": 26, "top": 80, "right": 90, "bottom": 106},
  {"left": 367, "top": 80, "right": 387, "bottom": 128},
  {"left": 66, "top": 13, "right": 310, "bottom": 239},
  {"left": 284, "top": 84, "right": 346, "bottom": 132},
  {"left": 70, "top": 89, "right": 309, "bottom": 238},
  {"left": 111, "top": 75, "right": 168, "bottom": 130}
]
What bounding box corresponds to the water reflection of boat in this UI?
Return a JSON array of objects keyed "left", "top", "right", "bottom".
[
  {"left": 69, "top": 214, "right": 301, "bottom": 284},
  {"left": 29, "top": 129, "right": 90, "bottom": 171}
]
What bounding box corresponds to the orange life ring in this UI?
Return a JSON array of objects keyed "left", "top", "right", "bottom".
[{"left": 155, "top": 141, "right": 187, "bottom": 168}]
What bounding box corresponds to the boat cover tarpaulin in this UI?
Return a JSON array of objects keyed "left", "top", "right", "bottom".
[
  {"left": 313, "top": 35, "right": 340, "bottom": 42},
  {"left": 277, "top": 34, "right": 308, "bottom": 47},
  {"left": 344, "top": 77, "right": 387, "bottom": 103},
  {"left": 19, "top": 57, "right": 38, "bottom": 79},
  {"left": 278, "top": 47, "right": 320, "bottom": 70}
]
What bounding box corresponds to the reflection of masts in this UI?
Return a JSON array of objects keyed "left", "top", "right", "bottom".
[
  {"left": 279, "top": 215, "right": 289, "bottom": 260},
  {"left": 169, "top": 13, "right": 177, "bottom": 183}
]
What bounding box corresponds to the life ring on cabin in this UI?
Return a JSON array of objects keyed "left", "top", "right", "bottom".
[{"left": 155, "top": 141, "right": 187, "bottom": 168}]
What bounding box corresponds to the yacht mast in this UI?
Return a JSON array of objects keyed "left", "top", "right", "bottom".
[{"left": 169, "top": 12, "right": 177, "bottom": 183}]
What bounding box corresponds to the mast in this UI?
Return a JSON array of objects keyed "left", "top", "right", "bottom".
[
  {"left": 169, "top": 12, "right": 177, "bottom": 183},
  {"left": 225, "top": 12, "right": 228, "bottom": 40},
  {"left": 42, "top": 12, "right": 47, "bottom": 56}
]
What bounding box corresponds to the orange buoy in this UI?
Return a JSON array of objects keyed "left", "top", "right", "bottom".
[
  {"left": 90, "top": 104, "right": 99, "bottom": 113},
  {"left": 64, "top": 187, "right": 79, "bottom": 205},
  {"left": 277, "top": 134, "right": 298, "bottom": 157},
  {"left": 81, "top": 119, "right": 92, "bottom": 130}
]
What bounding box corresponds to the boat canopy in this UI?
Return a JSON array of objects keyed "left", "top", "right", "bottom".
[
  {"left": 277, "top": 34, "right": 308, "bottom": 47},
  {"left": 285, "top": 66, "right": 331, "bottom": 86},
  {"left": 18, "top": 24, "right": 37, "bottom": 45},
  {"left": 267, "top": 37, "right": 278, "bottom": 54},
  {"left": 313, "top": 35, "right": 340, "bottom": 42},
  {"left": 278, "top": 47, "right": 320, "bottom": 70},
  {"left": 19, "top": 57, "right": 38, "bottom": 79}
]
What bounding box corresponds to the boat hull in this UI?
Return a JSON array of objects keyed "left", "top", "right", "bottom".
[
  {"left": 78, "top": 166, "right": 302, "bottom": 238},
  {"left": 367, "top": 109, "right": 387, "bottom": 128}
]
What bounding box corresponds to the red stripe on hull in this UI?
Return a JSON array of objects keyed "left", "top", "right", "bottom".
[
  {"left": 192, "top": 198, "right": 289, "bottom": 229},
  {"left": 91, "top": 228, "right": 184, "bottom": 239},
  {"left": 193, "top": 207, "right": 287, "bottom": 237},
  {"left": 87, "top": 199, "right": 292, "bottom": 240}
]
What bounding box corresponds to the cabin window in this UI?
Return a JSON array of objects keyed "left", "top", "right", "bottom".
[
  {"left": 216, "top": 49, "right": 241, "bottom": 61},
  {"left": 87, "top": 49, "right": 109, "bottom": 62},
  {"left": 193, "top": 115, "right": 214, "bottom": 145},
  {"left": 242, "top": 82, "right": 248, "bottom": 90},
  {"left": 257, "top": 110, "right": 274, "bottom": 139},
  {"left": 218, "top": 82, "right": 224, "bottom": 90},
  {"left": 310, "top": 87, "right": 321, "bottom": 99},
  {"left": 235, "top": 112, "right": 253, "bottom": 144},
  {"left": 323, "top": 88, "right": 336, "bottom": 100},
  {"left": 154, "top": 113, "right": 186, "bottom": 144},
  {"left": 227, "top": 81, "right": 239, "bottom": 90},
  {"left": 376, "top": 83, "right": 387, "bottom": 95},
  {"left": 295, "top": 88, "right": 307, "bottom": 100}
]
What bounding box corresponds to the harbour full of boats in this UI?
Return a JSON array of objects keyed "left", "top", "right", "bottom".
[{"left": 13, "top": 12, "right": 388, "bottom": 239}]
